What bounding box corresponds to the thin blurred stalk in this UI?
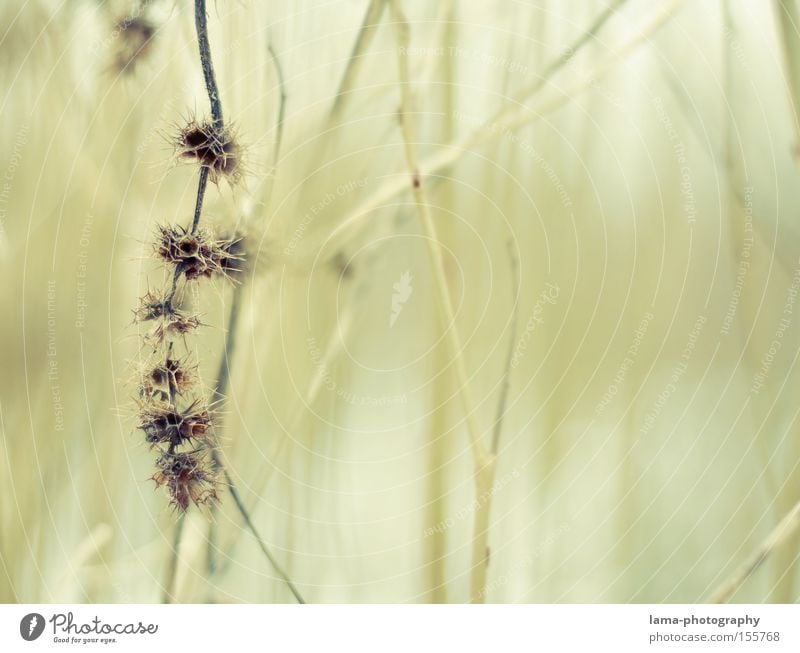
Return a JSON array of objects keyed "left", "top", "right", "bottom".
[
  {"left": 773, "top": 0, "right": 800, "bottom": 155},
  {"left": 772, "top": 0, "right": 800, "bottom": 602},
  {"left": 324, "top": 0, "right": 685, "bottom": 253},
  {"left": 206, "top": 30, "right": 287, "bottom": 579},
  {"left": 765, "top": 0, "right": 800, "bottom": 601},
  {"left": 162, "top": 1, "right": 303, "bottom": 603},
  {"left": 490, "top": 241, "right": 520, "bottom": 457},
  {"left": 209, "top": 282, "right": 367, "bottom": 580},
  {"left": 389, "top": 1, "right": 494, "bottom": 603},
  {"left": 162, "top": 512, "right": 185, "bottom": 603},
  {"left": 206, "top": 281, "right": 244, "bottom": 576},
  {"left": 423, "top": 3, "right": 456, "bottom": 603},
  {"left": 221, "top": 467, "right": 306, "bottom": 603},
  {"left": 708, "top": 498, "right": 800, "bottom": 602},
  {"left": 329, "top": 0, "right": 387, "bottom": 122}
]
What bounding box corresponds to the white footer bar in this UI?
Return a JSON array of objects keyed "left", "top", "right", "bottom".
[{"left": 1, "top": 604, "right": 798, "bottom": 652}]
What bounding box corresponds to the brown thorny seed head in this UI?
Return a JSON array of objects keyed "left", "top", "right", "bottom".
[
  {"left": 216, "top": 231, "right": 248, "bottom": 279},
  {"left": 155, "top": 225, "right": 244, "bottom": 282},
  {"left": 152, "top": 450, "right": 218, "bottom": 511},
  {"left": 138, "top": 399, "right": 212, "bottom": 448},
  {"left": 175, "top": 120, "right": 240, "bottom": 184},
  {"left": 139, "top": 358, "right": 195, "bottom": 402},
  {"left": 113, "top": 16, "right": 155, "bottom": 73},
  {"left": 134, "top": 291, "right": 200, "bottom": 345}
]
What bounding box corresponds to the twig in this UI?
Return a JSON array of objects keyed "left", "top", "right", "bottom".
[
  {"left": 163, "top": 0, "right": 304, "bottom": 604},
  {"left": 191, "top": 167, "right": 209, "bottom": 234},
  {"left": 254, "top": 37, "right": 288, "bottom": 215},
  {"left": 267, "top": 42, "right": 287, "bottom": 168},
  {"left": 221, "top": 466, "right": 306, "bottom": 603},
  {"left": 773, "top": 0, "right": 800, "bottom": 155},
  {"left": 195, "top": 0, "right": 223, "bottom": 128},
  {"left": 161, "top": 512, "right": 186, "bottom": 603},
  {"left": 205, "top": 282, "right": 243, "bottom": 575},
  {"left": 491, "top": 240, "right": 520, "bottom": 455},
  {"left": 202, "top": 280, "right": 305, "bottom": 604},
  {"left": 389, "top": 1, "right": 494, "bottom": 603},
  {"left": 204, "top": 35, "right": 287, "bottom": 578},
  {"left": 323, "top": 0, "right": 683, "bottom": 254},
  {"left": 329, "top": 0, "right": 387, "bottom": 122},
  {"left": 707, "top": 499, "right": 800, "bottom": 603},
  {"left": 210, "top": 283, "right": 367, "bottom": 578}
]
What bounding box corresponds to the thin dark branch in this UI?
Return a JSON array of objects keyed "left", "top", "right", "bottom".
[
  {"left": 205, "top": 283, "right": 243, "bottom": 576},
  {"left": 191, "top": 166, "right": 209, "bottom": 234},
  {"left": 212, "top": 284, "right": 244, "bottom": 405},
  {"left": 267, "top": 42, "right": 287, "bottom": 168},
  {"left": 329, "top": 0, "right": 387, "bottom": 121},
  {"left": 221, "top": 466, "right": 306, "bottom": 604},
  {"left": 164, "top": 261, "right": 184, "bottom": 309},
  {"left": 194, "top": 0, "right": 224, "bottom": 128},
  {"left": 491, "top": 240, "right": 520, "bottom": 455},
  {"left": 189, "top": 0, "right": 304, "bottom": 605}
]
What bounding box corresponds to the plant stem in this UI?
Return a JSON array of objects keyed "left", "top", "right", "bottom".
[
  {"left": 209, "top": 283, "right": 366, "bottom": 578},
  {"left": 202, "top": 29, "right": 294, "bottom": 593},
  {"left": 708, "top": 499, "right": 800, "bottom": 602},
  {"left": 205, "top": 282, "right": 243, "bottom": 575},
  {"left": 329, "top": 0, "right": 387, "bottom": 122},
  {"left": 194, "top": 0, "right": 223, "bottom": 128},
  {"left": 773, "top": 0, "right": 800, "bottom": 155},
  {"left": 324, "top": 0, "right": 683, "bottom": 255},
  {"left": 389, "top": 1, "right": 494, "bottom": 603},
  {"left": 191, "top": 167, "right": 209, "bottom": 234},
  {"left": 221, "top": 465, "right": 306, "bottom": 603},
  {"left": 491, "top": 241, "right": 520, "bottom": 456},
  {"left": 162, "top": 512, "right": 185, "bottom": 603}
]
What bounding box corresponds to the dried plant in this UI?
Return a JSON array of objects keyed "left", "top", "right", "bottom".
[
  {"left": 127, "top": 0, "right": 304, "bottom": 603},
  {"left": 130, "top": 0, "right": 239, "bottom": 511}
]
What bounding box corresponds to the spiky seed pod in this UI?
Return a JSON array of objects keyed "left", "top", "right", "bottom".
[
  {"left": 138, "top": 400, "right": 212, "bottom": 448},
  {"left": 152, "top": 450, "right": 218, "bottom": 512},
  {"left": 113, "top": 16, "right": 155, "bottom": 73},
  {"left": 134, "top": 291, "right": 201, "bottom": 345},
  {"left": 134, "top": 290, "right": 172, "bottom": 322},
  {"left": 214, "top": 232, "right": 247, "bottom": 280},
  {"left": 139, "top": 358, "right": 195, "bottom": 401},
  {"left": 149, "top": 314, "right": 201, "bottom": 345},
  {"left": 175, "top": 119, "right": 240, "bottom": 184},
  {"left": 155, "top": 224, "right": 245, "bottom": 281}
]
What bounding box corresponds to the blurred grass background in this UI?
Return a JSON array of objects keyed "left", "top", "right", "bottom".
[{"left": 2, "top": 0, "right": 800, "bottom": 602}]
